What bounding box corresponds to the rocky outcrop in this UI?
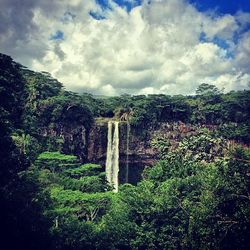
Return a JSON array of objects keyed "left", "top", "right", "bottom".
[
  {"left": 87, "top": 120, "right": 158, "bottom": 184},
  {"left": 86, "top": 120, "right": 217, "bottom": 163},
  {"left": 41, "top": 120, "right": 219, "bottom": 163},
  {"left": 87, "top": 121, "right": 156, "bottom": 163},
  {"left": 86, "top": 120, "right": 215, "bottom": 183},
  {"left": 40, "top": 124, "right": 88, "bottom": 161},
  {"left": 40, "top": 120, "right": 220, "bottom": 183},
  {"left": 87, "top": 122, "right": 108, "bottom": 163}
]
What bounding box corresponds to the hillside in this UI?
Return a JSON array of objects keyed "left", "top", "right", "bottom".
[{"left": 0, "top": 53, "right": 249, "bottom": 250}]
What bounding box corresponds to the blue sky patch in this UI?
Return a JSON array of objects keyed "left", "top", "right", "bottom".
[
  {"left": 50, "top": 30, "right": 64, "bottom": 41},
  {"left": 96, "top": 0, "right": 142, "bottom": 12},
  {"left": 199, "top": 32, "right": 229, "bottom": 49},
  {"left": 113, "top": 0, "right": 142, "bottom": 12},
  {"left": 212, "top": 37, "right": 230, "bottom": 50},
  {"left": 199, "top": 32, "right": 207, "bottom": 42},
  {"left": 199, "top": 32, "right": 234, "bottom": 58},
  {"left": 212, "top": 37, "right": 234, "bottom": 58},
  {"left": 189, "top": 0, "right": 250, "bottom": 15},
  {"left": 96, "top": 0, "right": 112, "bottom": 10},
  {"left": 89, "top": 10, "right": 106, "bottom": 20},
  {"left": 96, "top": 0, "right": 250, "bottom": 14}
]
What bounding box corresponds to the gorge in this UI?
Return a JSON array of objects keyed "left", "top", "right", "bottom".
[
  {"left": 1, "top": 53, "right": 249, "bottom": 250},
  {"left": 41, "top": 118, "right": 245, "bottom": 186},
  {"left": 105, "top": 121, "right": 119, "bottom": 192}
]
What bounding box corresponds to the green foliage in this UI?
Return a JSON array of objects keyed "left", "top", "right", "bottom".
[
  {"left": 211, "top": 147, "right": 250, "bottom": 249},
  {"left": 38, "top": 94, "right": 93, "bottom": 129},
  {"left": 63, "top": 164, "right": 102, "bottom": 178},
  {"left": 126, "top": 132, "right": 249, "bottom": 249},
  {"left": 60, "top": 175, "right": 106, "bottom": 193},
  {"left": 98, "top": 192, "right": 137, "bottom": 249},
  {"left": 115, "top": 147, "right": 249, "bottom": 249},
  {"left": 50, "top": 187, "right": 112, "bottom": 220},
  {"left": 217, "top": 122, "right": 250, "bottom": 144},
  {"left": 0, "top": 54, "right": 53, "bottom": 250},
  {"left": 153, "top": 129, "right": 228, "bottom": 164},
  {"left": 38, "top": 151, "right": 77, "bottom": 161},
  {"left": 0, "top": 54, "right": 27, "bottom": 185},
  {"left": 11, "top": 132, "right": 42, "bottom": 161},
  {"left": 0, "top": 54, "right": 27, "bottom": 130},
  {"left": 96, "top": 88, "right": 249, "bottom": 140},
  {"left": 1, "top": 53, "right": 250, "bottom": 249},
  {"left": 35, "top": 151, "right": 79, "bottom": 172},
  {"left": 21, "top": 69, "right": 63, "bottom": 134},
  {"left": 27, "top": 151, "right": 111, "bottom": 249},
  {"left": 196, "top": 83, "right": 221, "bottom": 96}
]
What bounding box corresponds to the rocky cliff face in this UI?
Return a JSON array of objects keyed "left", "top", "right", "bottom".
[
  {"left": 86, "top": 120, "right": 216, "bottom": 162},
  {"left": 41, "top": 124, "right": 88, "bottom": 161},
  {"left": 86, "top": 120, "right": 217, "bottom": 183},
  {"left": 87, "top": 121, "right": 156, "bottom": 162},
  {"left": 41, "top": 120, "right": 218, "bottom": 183},
  {"left": 87, "top": 120, "right": 158, "bottom": 183}
]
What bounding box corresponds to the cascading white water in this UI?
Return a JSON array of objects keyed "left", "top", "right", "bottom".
[
  {"left": 105, "top": 121, "right": 113, "bottom": 185},
  {"left": 125, "top": 121, "right": 130, "bottom": 183},
  {"left": 112, "top": 121, "right": 119, "bottom": 192},
  {"left": 105, "top": 121, "right": 119, "bottom": 192}
]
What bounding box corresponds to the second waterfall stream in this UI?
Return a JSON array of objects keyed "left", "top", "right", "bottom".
[{"left": 105, "top": 121, "right": 119, "bottom": 192}]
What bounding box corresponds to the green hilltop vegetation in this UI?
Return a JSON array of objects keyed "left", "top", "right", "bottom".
[{"left": 0, "top": 53, "right": 250, "bottom": 250}]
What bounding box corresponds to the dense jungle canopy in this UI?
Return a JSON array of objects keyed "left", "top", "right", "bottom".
[{"left": 0, "top": 53, "right": 249, "bottom": 250}]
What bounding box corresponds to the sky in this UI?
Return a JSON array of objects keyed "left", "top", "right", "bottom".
[{"left": 0, "top": 0, "right": 250, "bottom": 96}]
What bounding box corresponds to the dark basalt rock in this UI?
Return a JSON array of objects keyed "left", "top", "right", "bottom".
[
  {"left": 40, "top": 124, "right": 88, "bottom": 161},
  {"left": 87, "top": 122, "right": 159, "bottom": 163},
  {"left": 41, "top": 120, "right": 219, "bottom": 183}
]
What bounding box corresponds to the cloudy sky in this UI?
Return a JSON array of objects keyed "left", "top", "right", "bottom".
[{"left": 1, "top": 0, "right": 250, "bottom": 95}]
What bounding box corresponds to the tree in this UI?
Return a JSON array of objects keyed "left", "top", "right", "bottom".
[
  {"left": 0, "top": 53, "right": 52, "bottom": 250},
  {"left": 196, "top": 83, "right": 221, "bottom": 96}
]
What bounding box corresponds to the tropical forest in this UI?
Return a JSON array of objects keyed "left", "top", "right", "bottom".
[
  {"left": 1, "top": 1, "right": 250, "bottom": 249},
  {"left": 0, "top": 52, "right": 249, "bottom": 250}
]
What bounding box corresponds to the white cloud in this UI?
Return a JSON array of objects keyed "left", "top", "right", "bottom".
[
  {"left": 203, "top": 14, "right": 239, "bottom": 40},
  {"left": 0, "top": 0, "right": 249, "bottom": 95},
  {"left": 234, "top": 31, "right": 250, "bottom": 74},
  {"left": 211, "top": 73, "right": 250, "bottom": 92}
]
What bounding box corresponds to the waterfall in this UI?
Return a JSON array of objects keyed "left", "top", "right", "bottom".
[
  {"left": 112, "top": 121, "right": 119, "bottom": 192},
  {"left": 125, "top": 121, "right": 130, "bottom": 183},
  {"left": 105, "top": 121, "right": 113, "bottom": 185},
  {"left": 105, "top": 121, "right": 119, "bottom": 192}
]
